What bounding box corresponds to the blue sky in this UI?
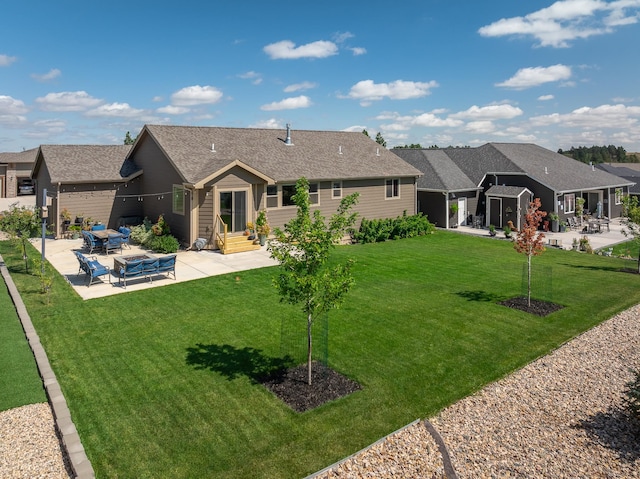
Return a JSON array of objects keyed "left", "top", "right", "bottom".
[{"left": 2, "top": 0, "right": 640, "bottom": 153}]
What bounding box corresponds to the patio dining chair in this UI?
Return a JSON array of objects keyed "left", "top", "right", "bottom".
[
  {"left": 82, "top": 230, "right": 102, "bottom": 254},
  {"left": 118, "top": 226, "right": 131, "bottom": 248},
  {"left": 74, "top": 251, "right": 111, "bottom": 287},
  {"left": 104, "top": 233, "right": 124, "bottom": 255}
]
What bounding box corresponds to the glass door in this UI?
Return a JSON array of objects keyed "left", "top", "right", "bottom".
[{"left": 219, "top": 191, "right": 247, "bottom": 233}]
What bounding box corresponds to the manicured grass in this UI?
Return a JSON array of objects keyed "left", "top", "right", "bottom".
[
  {"left": 2, "top": 232, "right": 640, "bottom": 478},
  {"left": 610, "top": 239, "right": 640, "bottom": 260},
  {"left": 0, "top": 264, "right": 46, "bottom": 410}
]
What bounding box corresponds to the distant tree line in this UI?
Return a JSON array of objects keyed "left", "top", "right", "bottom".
[{"left": 558, "top": 145, "right": 639, "bottom": 164}]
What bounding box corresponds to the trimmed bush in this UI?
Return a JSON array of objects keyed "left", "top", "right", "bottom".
[
  {"left": 147, "top": 234, "right": 180, "bottom": 254},
  {"left": 624, "top": 369, "right": 640, "bottom": 421},
  {"left": 353, "top": 212, "right": 435, "bottom": 244}
]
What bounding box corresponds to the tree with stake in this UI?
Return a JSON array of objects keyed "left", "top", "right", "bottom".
[
  {"left": 0, "top": 204, "right": 42, "bottom": 274},
  {"left": 268, "top": 178, "right": 359, "bottom": 385},
  {"left": 514, "top": 198, "right": 547, "bottom": 307}
]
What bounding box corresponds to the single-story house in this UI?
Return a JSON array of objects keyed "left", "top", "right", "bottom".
[
  {"left": 596, "top": 163, "right": 640, "bottom": 198},
  {"left": 34, "top": 125, "right": 423, "bottom": 249},
  {"left": 0, "top": 148, "right": 38, "bottom": 198},
  {"left": 31, "top": 145, "right": 139, "bottom": 238},
  {"left": 393, "top": 143, "right": 634, "bottom": 230}
]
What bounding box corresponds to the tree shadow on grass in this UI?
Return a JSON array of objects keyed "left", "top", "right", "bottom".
[
  {"left": 185, "top": 343, "right": 293, "bottom": 383},
  {"left": 576, "top": 407, "right": 640, "bottom": 462},
  {"left": 558, "top": 262, "right": 630, "bottom": 273},
  {"left": 456, "top": 290, "right": 507, "bottom": 302}
]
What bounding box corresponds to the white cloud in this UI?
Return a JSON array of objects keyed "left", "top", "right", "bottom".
[
  {"left": 465, "top": 120, "right": 496, "bottom": 134},
  {"left": 85, "top": 102, "right": 146, "bottom": 118},
  {"left": 345, "top": 79, "right": 438, "bottom": 104},
  {"left": 260, "top": 95, "right": 312, "bottom": 111},
  {"left": 450, "top": 104, "right": 524, "bottom": 120},
  {"left": 0, "top": 54, "right": 17, "bottom": 66},
  {"left": 530, "top": 103, "right": 640, "bottom": 128},
  {"left": 35, "top": 91, "right": 103, "bottom": 112},
  {"left": 333, "top": 32, "right": 354, "bottom": 43},
  {"left": 411, "top": 112, "right": 464, "bottom": 127},
  {"left": 349, "top": 47, "right": 367, "bottom": 55},
  {"left": 31, "top": 68, "right": 61, "bottom": 82},
  {"left": 249, "top": 118, "right": 282, "bottom": 129},
  {"left": 157, "top": 105, "right": 190, "bottom": 115},
  {"left": 263, "top": 40, "right": 338, "bottom": 59},
  {"left": 496, "top": 64, "right": 572, "bottom": 89},
  {"left": 478, "top": 0, "right": 640, "bottom": 47},
  {"left": 0, "top": 95, "right": 29, "bottom": 115},
  {"left": 538, "top": 94, "right": 555, "bottom": 100},
  {"left": 171, "top": 85, "right": 223, "bottom": 106},
  {"left": 284, "top": 81, "right": 317, "bottom": 92},
  {"left": 152, "top": 96, "right": 163, "bottom": 102},
  {"left": 342, "top": 125, "right": 368, "bottom": 132},
  {"left": 238, "top": 71, "right": 262, "bottom": 85}
]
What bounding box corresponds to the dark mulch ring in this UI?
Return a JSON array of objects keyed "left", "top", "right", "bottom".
[
  {"left": 260, "top": 361, "right": 362, "bottom": 412},
  {"left": 499, "top": 296, "right": 564, "bottom": 317}
]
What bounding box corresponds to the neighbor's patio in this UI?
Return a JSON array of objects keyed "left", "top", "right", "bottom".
[{"left": 31, "top": 237, "right": 278, "bottom": 300}]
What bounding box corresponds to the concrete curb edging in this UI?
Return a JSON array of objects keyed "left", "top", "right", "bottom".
[{"left": 0, "top": 254, "right": 95, "bottom": 479}]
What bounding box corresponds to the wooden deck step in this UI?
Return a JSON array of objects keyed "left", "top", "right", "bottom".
[{"left": 220, "top": 235, "right": 262, "bottom": 255}]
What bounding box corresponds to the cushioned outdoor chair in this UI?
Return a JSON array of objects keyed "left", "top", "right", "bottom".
[
  {"left": 118, "top": 226, "right": 131, "bottom": 248},
  {"left": 82, "top": 230, "right": 102, "bottom": 254},
  {"left": 91, "top": 224, "right": 106, "bottom": 231},
  {"left": 104, "top": 233, "right": 123, "bottom": 255},
  {"left": 74, "top": 251, "right": 111, "bottom": 287}
]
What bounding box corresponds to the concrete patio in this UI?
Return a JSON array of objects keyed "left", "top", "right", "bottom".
[
  {"left": 453, "top": 216, "right": 629, "bottom": 251},
  {"left": 30, "top": 237, "right": 278, "bottom": 301}
]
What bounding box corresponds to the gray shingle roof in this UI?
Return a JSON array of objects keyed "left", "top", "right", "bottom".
[
  {"left": 391, "top": 148, "right": 478, "bottom": 191},
  {"left": 485, "top": 185, "right": 531, "bottom": 197},
  {"left": 37, "top": 145, "right": 134, "bottom": 183},
  {"left": 596, "top": 163, "right": 640, "bottom": 193},
  {"left": 140, "top": 125, "right": 422, "bottom": 185},
  {"left": 0, "top": 148, "right": 38, "bottom": 164}
]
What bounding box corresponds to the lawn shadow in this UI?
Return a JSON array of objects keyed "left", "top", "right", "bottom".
[
  {"left": 185, "top": 343, "right": 293, "bottom": 383},
  {"left": 558, "top": 262, "right": 630, "bottom": 273},
  {"left": 456, "top": 290, "right": 506, "bottom": 302},
  {"left": 576, "top": 407, "right": 640, "bottom": 462}
]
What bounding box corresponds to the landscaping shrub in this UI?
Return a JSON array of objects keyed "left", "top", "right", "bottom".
[
  {"left": 624, "top": 369, "right": 640, "bottom": 421},
  {"left": 353, "top": 212, "right": 434, "bottom": 244},
  {"left": 146, "top": 233, "right": 180, "bottom": 253}
]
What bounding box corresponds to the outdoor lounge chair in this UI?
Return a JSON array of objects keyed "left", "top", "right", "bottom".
[
  {"left": 82, "top": 230, "right": 102, "bottom": 254},
  {"left": 74, "top": 251, "right": 111, "bottom": 287},
  {"left": 156, "top": 254, "right": 177, "bottom": 280},
  {"left": 104, "top": 233, "right": 123, "bottom": 255},
  {"left": 141, "top": 257, "right": 160, "bottom": 281}
]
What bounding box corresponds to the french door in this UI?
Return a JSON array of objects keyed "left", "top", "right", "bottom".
[{"left": 219, "top": 190, "right": 247, "bottom": 233}]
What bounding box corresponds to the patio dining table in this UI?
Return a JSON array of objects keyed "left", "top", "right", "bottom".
[
  {"left": 588, "top": 218, "right": 610, "bottom": 233},
  {"left": 90, "top": 228, "right": 119, "bottom": 241}
]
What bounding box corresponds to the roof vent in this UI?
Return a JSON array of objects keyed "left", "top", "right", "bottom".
[
  {"left": 376, "top": 147, "right": 380, "bottom": 156},
  {"left": 210, "top": 143, "right": 216, "bottom": 152},
  {"left": 339, "top": 145, "right": 343, "bottom": 155},
  {"left": 285, "top": 123, "right": 293, "bottom": 146},
  {"left": 544, "top": 166, "right": 548, "bottom": 174}
]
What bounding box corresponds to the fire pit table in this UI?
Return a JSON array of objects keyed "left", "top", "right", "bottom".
[{"left": 113, "top": 254, "right": 157, "bottom": 271}]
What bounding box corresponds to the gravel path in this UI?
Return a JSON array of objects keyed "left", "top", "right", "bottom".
[
  {"left": 317, "top": 304, "right": 640, "bottom": 478},
  {"left": 2, "top": 305, "right": 639, "bottom": 478},
  {"left": 0, "top": 403, "right": 70, "bottom": 479}
]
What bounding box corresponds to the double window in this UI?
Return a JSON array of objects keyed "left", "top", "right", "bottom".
[
  {"left": 386, "top": 178, "right": 400, "bottom": 199},
  {"left": 270, "top": 183, "right": 319, "bottom": 208}
]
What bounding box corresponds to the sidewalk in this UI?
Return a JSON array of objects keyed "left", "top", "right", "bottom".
[{"left": 31, "top": 237, "right": 278, "bottom": 300}]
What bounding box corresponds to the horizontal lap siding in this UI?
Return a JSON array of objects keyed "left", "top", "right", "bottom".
[{"left": 197, "top": 189, "right": 214, "bottom": 247}]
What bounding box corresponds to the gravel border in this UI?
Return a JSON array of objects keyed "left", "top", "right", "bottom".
[{"left": 314, "top": 304, "right": 640, "bottom": 478}]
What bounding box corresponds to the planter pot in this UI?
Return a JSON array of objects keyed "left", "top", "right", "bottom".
[
  {"left": 258, "top": 234, "right": 267, "bottom": 246},
  {"left": 551, "top": 220, "right": 559, "bottom": 233}
]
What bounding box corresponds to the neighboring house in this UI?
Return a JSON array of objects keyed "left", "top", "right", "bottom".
[
  {"left": 126, "top": 124, "right": 422, "bottom": 249},
  {"left": 596, "top": 163, "right": 640, "bottom": 198},
  {"left": 32, "top": 145, "right": 138, "bottom": 238},
  {"left": 0, "top": 148, "right": 38, "bottom": 198},
  {"left": 394, "top": 143, "right": 633, "bottom": 230}
]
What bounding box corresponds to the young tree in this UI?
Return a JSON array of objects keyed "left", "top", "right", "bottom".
[
  {"left": 374, "top": 132, "right": 386, "bottom": 147},
  {"left": 124, "top": 131, "right": 136, "bottom": 145},
  {"left": 621, "top": 195, "right": 640, "bottom": 273},
  {"left": 514, "top": 198, "right": 547, "bottom": 307},
  {"left": 268, "top": 178, "right": 359, "bottom": 385},
  {"left": 0, "top": 204, "right": 43, "bottom": 273}
]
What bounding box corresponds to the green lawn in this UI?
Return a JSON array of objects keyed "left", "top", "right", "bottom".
[
  {"left": 0, "top": 263, "right": 46, "bottom": 410},
  {"left": 2, "top": 232, "right": 640, "bottom": 478}
]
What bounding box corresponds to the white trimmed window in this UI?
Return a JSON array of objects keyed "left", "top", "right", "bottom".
[
  {"left": 332, "top": 181, "right": 342, "bottom": 199},
  {"left": 266, "top": 185, "right": 278, "bottom": 208},
  {"left": 172, "top": 185, "right": 185, "bottom": 215},
  {"left": 309, "top": 183, "right": 319, "bottom": 205},
  {"left": 386, "top": 178, "right": 400, "bottom": 199},
  {"left": 282, "top": 185, "right": 297, "bottom": 206},
  {"left": 615, "top": 188, "right": 623, "bottom": 205},
  {"left": 564, "top": 193, "right": 575, "bottom": 214}
]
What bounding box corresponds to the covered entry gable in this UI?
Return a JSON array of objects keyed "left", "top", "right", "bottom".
[{"left": 485, "top": 185, "right": 532, "bottom": 230}]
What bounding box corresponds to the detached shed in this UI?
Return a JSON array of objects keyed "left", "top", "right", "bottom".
[{"left": 485, "top": 185, "right": 532, "bottom": 230}]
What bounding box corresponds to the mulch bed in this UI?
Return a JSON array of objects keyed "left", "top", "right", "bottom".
[
  {"left": 500, "top": 297, "right": 564, "bottom": 317},
  {"left": 260, "top": 361, "right": 361, "bottom": 412}
]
